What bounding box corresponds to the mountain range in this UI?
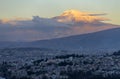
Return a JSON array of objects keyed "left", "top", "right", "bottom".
[
  {"left": 0, "top": 27, "right": 120, "bottom": 53},
  {"left": 0, "top": 10, "right": 120, "bottom": 53}
]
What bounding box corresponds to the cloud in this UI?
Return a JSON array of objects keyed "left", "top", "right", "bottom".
[
  {"left": 0, "top": 10, "right": 119, "bottom": 41},
  {"left": 0, "top": 17, "right": 31, "bottom": 26},
  {"left": 0, "top": 16, "right": 71, "bottom": 41},
  {"left": 89, "top": 13, "right": 107, "bottom": 16},
  {"left": 53, "top": 10, "right": 109, "bottom": 23}
]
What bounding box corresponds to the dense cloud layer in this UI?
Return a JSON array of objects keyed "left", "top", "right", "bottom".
[{"left": 0, "top": 10, "right": 119, "bottom": 41}]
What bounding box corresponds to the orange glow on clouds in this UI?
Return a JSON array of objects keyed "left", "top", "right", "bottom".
[
  {"left": 1, "top": 17, "right": 31, "bottom": 23},
  {"left": 1, "top": 17, "right": 31, "bottom": 25},
  {"left": 55, "top": 10, "right": 108, "bottom": 23}
]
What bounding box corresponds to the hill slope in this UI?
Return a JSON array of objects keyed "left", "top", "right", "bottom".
[
  {"left": 26, "top": 27, "right": 120, "bottom": 50},
  {"left": 1, "top": 28, "right": 120, "bottom": 53}
]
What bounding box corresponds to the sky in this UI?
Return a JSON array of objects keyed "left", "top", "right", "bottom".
[{"left": 0, "top": 0, "right": 119, "bottom": 25}]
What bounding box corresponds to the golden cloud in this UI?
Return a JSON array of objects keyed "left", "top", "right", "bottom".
[
  {"left": 54, "top": 10, "right": 109, "bottom": 23},
  {"left": 1, "top": 17, "right": 31, "bottom": 25}
]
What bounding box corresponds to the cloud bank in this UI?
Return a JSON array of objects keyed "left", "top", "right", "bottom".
[{"left": 0, "top": 10, "right": 119, "bottom": 42}]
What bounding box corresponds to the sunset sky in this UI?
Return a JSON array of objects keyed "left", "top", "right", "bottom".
[{"left": 0, "top": 0, "right": 119, "bottom": 25}]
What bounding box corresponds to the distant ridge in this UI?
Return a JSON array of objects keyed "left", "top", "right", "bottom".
[{"left": 1, "top": 27, "right": 120, "bottom": 53}]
